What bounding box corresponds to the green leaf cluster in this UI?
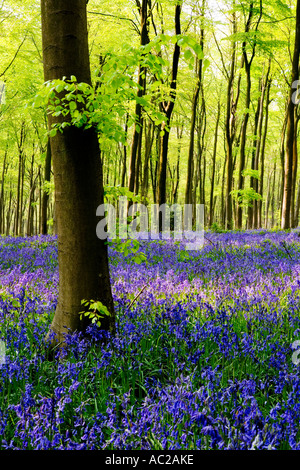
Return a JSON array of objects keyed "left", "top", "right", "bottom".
[{"left": 79, "top": 299, "right": 111, "bottom": 328}]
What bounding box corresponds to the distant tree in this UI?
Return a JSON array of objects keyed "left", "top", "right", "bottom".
[
  {"left": 156, "top": 2, "right": 181, "bottom": 229},
  {"left": 236, "top": 0, "right": 263, "bottom": 229}
]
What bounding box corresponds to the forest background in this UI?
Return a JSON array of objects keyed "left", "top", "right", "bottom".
[{"left": 0, "top": 0, "right": 299, "bottom": 235}]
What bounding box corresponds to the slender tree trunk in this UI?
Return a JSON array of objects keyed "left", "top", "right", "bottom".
[
  {"left": 128, "top": 0, "right": 149, "bottom": 196},
  {"left": 250, "top": 62, "right": 271, "bottom": 228},
  {"left": 258, "top": 76, "right": 271, "bottom": 228},
  {"left": 26, "top": 152, "right": 39, "bottom": 237},
  {"left": 41, "top": 0, "right": 115, "bottom": 344},
  {"left": 26, "top": 151, "right": 34, "bottom": 236},
  {"left": 0, "top": 147, "right": 8, "bottom": 234},
  {"left": 236, "top": 1, "right": 263, "bottom": 229},
  {"left": 6, "top": 188, "right": 12, "bottom": 236},
  {"left": 121, "top": 112, "right": 129, "bottom": 188},
  {"left": 264, "top": 167, "right": 272, "bottom": 229},
  {"left": 237, "top": 64, "right": 251, "bottom": 229},
  {"left": 150, "top": 126, "right": 160, "bottom": 203},
  {"left": 14, "top": 123, "right": 25, "bottom": 236},
  {"left": 271, "top": 161, "right": 277, "bottom": 228},
  {"left": 185, "top": 0, "right": 205, "bottom": 207},
  {"left": 294, "top": 179, "right": 300, "bottom": 227},
  {"left": 157, "top": 3, "right": 181, "bottom": 230},
  {"left": 248, "top": 79, "right": 262, "bottom": 229},
  {"left": 41, "top": 138, "right": 52, "bottom": 234},
  {"left": 220, "top": 154, "right": 226, "bottom": 227},
  {"left": 19, "top": 151, "right": 25, "bottom": 236},
  {"left": 209, "top": 101, "right": 220, "bottom": 226},
  {"left": 141, "top": 120, "right": 155, "bottom": 204},
  {"left": 194, "top": 86, "right": 206, "bottom": 220},
  {"left": 38, "top": 166, "right": 42, "bottom": 234},
  {"left": 225, "top": 8, "right": 239, "bottom": 230},
  {"left": 279, "top": 107, "right": 288, "bottom": 222},
  {"left": 173, "top": 123, "right": 183, "bottom": 205}
]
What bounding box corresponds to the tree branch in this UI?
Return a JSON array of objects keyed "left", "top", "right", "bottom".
[
  {"left": 0, "top": 34, "right": 27, "bottom": 78},
  {"left": 87, "top": 11, "right": 140, "bottom": 35}
]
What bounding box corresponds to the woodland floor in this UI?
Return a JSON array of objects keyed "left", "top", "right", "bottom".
[{"left": 0, "top": 230, "right": 300, "bottom": 449}]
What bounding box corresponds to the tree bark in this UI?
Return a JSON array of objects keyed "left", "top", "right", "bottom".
[
  {"left": 225, "top": 7, "right": 239, "bottom": 230},
  {"left": 281, "top": 0, "right": 300, "bottom": 229},
  {"left": 291, "top": 110, "right": 300, "bottom": 226},
  {"left": 14, "top": 123, "right": 25, "bottom": 236},
  {"left": 128, "top": 0, "right": 149, "bottom": 196},
  {"left": 258, "top": 75, "right": 271, "bottom": 228},
  {"left": 41, "top": 0, "right": 115, "bottom": 345},
  {"left": 26, "top": 150, "right": 35, "bottom": 236},
  {"left": 0, "top": 146, "right": 8, "bottom": 234},
  {"left": 141, "top": 120, "right": 155, "bottom": 204},
  {"left": 41, "top": 138, "right": 52, "bottom": 235},
  {"left": 185, "top": 0, "right": 205, "bottom": 207},
  {"left": 209, "top": 101, "right": 220, "bottom": 226},
  {"left": 157, "top": 3, "right": 181, "bottom": 230},
  {"left": 236, "top": 1, "right": 263, "bottom": 229}
]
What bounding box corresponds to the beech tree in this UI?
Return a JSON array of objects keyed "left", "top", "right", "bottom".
[
  {"left": 41, "top": 0, "right": 115, "bottom": 345},
  {"left": 281, "top": 0, "right": 300, "bottom": 229},
  {"left": 156, "top": 2, "right": 181, "bottom": 228}
]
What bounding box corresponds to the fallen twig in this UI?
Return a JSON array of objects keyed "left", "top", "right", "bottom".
[
  {"left": 128, "top": 285, "right": 147, "bottom": 309},
  {"left": 204, "top": 235, "right": 216, "bottom": 246}
]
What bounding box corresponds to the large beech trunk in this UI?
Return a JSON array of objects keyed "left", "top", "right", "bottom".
[
  {"left": 41, "top": 0, "right": 115, "bottom": 344},
  {"left": 282, "top": 0, "right": 300, "bottom": 229}
]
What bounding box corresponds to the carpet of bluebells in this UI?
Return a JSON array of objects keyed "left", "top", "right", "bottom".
[{"left": 1, "top": 230, "right": 300, "bottom": 449}]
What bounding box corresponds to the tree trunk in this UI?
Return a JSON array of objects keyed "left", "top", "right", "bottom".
[
  {"left": 121, "top": 112, "right": 129, "bottom": 188},
  {"left": 141, "top": 120, "right": 155, "bottom": 204},
  {"left": 225, "top": 7, "right": 239, "bottom": 230},
  {"left": 14, "top": 123, "right": 25, "bottom": 236},
  {"left": 0, "top": 147, "right": 8, "bottom": 234},
  {"left": 185, "top": 0, "right": 205, "bottom": 207},
  {"left": 291, "top": 111, "right": 300, "bottom": 226},
  {"left": 41, "top": 0, "right": 115, "bottom": 345},
  {"left": 236, "top": 1, "right": 263, "bottom": 229},
  {"left": 281, "top": 0, "right": 300, "bottom": 229},
  {"left": 6, "top": 188, "right": 12, "bottom": 236},
  {"left": 237, "top": 63, "right": 251, "bottom": 229},
  {"left": 157, "top": 3, "right": 181, "bottom": 229},
  {"left": 194, "top": 86, "right": 206, "bottom": 219},
  {"left": 128, "top": 0, "right": 149, "bottom": 196},
  {"left": 41, "top": 138, "right": 52, "bottom": 235},
  {"left": 258, "top": 76, "right": 271, "bottom": 228},
  {"left": 209, "top": 101, "right": 220, "bottom": 226},
  {"left": 294, "top": 179, "right": 300, "bottom": 227},
  {"left": 247, "top": 79, "right": 262, "bottom": 229},
  {"left": 26, "top": 151, "right": 35, "bottom": 236}
]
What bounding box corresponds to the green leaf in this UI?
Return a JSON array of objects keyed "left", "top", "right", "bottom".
[
  {"left": 203, "top": 58, "right": 210, "bottom": 72},
  {"left": 69, "top": 101, "right": 77, "bottom": 111},
  {"left": 184, "top": 49, "right": 193, "bottom": 62},
  {"left": 55, "top": 84, "right": 64, "bottom": 93},
  {"left": 49, "top": 128, "right": 57, "bottom": 138}
]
